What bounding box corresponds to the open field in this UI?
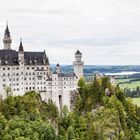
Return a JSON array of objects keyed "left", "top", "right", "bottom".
[
  {"left": 116, "top": 77, "right": 140, "bottom": 89},
  {"left": 118, "top": 81, "right": 140, "bottom": 89},
  {"left": 132, "top": 98, "right": 140, "bottom": 106}
]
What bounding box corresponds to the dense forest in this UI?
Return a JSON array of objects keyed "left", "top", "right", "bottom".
[{"left": 0, "top": 77, "right": 140, "bottom": 140}]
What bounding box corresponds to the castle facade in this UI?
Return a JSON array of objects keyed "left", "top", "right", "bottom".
[{"left": 0, "top": 24, "right": 84, "bottom": 110}]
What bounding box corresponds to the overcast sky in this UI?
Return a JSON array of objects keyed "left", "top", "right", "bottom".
[{"left": 0, "top": 0, "right": 140, "bottom": 65}]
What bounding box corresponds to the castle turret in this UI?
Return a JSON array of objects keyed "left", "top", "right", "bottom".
[
  {"left": 18, "top": 39, "right": 24, "bottom": 61},
  {"left": 55, "top": 63, "right": 61, "bottom": 74},
  {"left": 18, "top": 39, "right": 25, "bottom": 94},
  {"left": 73, "top": 50, "right": 84, "bottom": 80},
  {"left": 3, "top": 23, "right": 12, "bottom": 49}
]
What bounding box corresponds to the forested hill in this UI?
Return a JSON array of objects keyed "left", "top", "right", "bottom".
[{"left": 0, "top": 76, "right": 140, "bottom": 140}]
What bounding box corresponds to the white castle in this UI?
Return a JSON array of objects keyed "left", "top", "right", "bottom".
[{"left": 0, "top": 24, "right": 84, "bottom": 110}]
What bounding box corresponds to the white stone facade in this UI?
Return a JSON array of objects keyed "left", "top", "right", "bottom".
[{"left": 0, "top": 24, "right": 84, "bottom": 111}]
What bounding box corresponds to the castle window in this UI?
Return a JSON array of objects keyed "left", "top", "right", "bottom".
[
  {"left": 17, "top": 78, "right": 18, "bottom": 81},
  {"left": 27, "top": 67, "right": 29, "bottom": 70},
  {"left": 32, "top": 67, "right": 34, "bottom": 69},
  {"left": 16, "top": 67, "right": 19, "bottom": 70},
  {"left": 24, "top": 78, "right": 26, "bottom": 80},
  {"left": 16, "top": 73, "right": 19, "bottom": 76},
  {"left": 3, "top": 74, "right": 5, "bottom": 76},
  {"left": 17, "top": 88, "right": 19, "bottom": 91},
  {"left": 7, "top": 67, "right": 10, "bottom": 70},
  {"left": 3, "top": 84, "right": 6, "bottom": 87},
  {"left": 3, "top": 68, "right": 5, "bottom": 70},
  {"left": 3, "top": 79, "right": 5, "bottom": 82}
]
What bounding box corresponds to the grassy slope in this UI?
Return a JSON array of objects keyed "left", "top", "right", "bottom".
[
  {"left": 132, "top": 97, "right": 140, "bottom": 106},
  {"left": 116, "top": 78, "right": 140, "bottom": 89}
]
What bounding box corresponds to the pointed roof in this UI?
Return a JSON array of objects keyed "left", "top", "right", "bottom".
[
  {"left": 4, "top": 23, "right": 10, "bottom": 38},
  {"left": 19, "top": 38, "right": 24, "bottom": 51},
  {"left": 56, "top": 63, "right": 60, "bottom": 66},
  {"left": 75, "top": 50, "right": 81, "bottom": 55}
]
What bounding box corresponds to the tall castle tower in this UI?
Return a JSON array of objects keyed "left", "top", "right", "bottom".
[
  {"left": 3, "top": 23, "right": 12, "bottom": 49},
  {"left": 73, "top": 50, "right": 84, "bottom": 80},
  {"left": 18, "top": 39, "right": 25, "bottom": 95}
]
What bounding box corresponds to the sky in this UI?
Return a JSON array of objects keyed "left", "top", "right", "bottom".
[{"left": 0, "top": 0, "right": 140, "bottom": 65}]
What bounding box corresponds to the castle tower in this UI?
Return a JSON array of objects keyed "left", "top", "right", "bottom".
[
  {"left": 73, "top": 50, "right": 84, "bottom": 80},
  {"left": 3, "top": 23, "right": 12, "bottom": 49},
  {"left": 18, "top": 39, "right": 25, "bottom": 95},
  {"left": 55, "top": 63, "right": 61, "bottom": 74}
]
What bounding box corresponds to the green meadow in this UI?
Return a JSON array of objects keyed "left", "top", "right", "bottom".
[
  {"left": 116, "top": 78, "right": 140, "bottom": 89},
  {"left": 132, "top": 98, "right": 140, "bottom": 106}
]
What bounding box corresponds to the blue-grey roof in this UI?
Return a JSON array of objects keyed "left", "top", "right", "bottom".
[{"left": 0, "top": 49, "right": 49, "bottom": 65}]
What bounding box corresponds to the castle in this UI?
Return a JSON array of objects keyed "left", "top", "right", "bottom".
[{"left": 0, "top": 24, "right": 84, "bottom": 110}]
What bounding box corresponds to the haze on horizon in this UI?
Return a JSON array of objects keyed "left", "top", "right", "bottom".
[{"left": 0, "top": 0, "right": 140, "bottom": 65}]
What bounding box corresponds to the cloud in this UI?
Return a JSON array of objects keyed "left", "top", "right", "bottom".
[{"left": 0, "top": 0, "right": 140, "bottom": 65}]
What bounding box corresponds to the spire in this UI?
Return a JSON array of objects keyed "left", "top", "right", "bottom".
[
  {"left": 3, "top": 22, "right": 12, "bottom": 49},
  {"left": 4, "top": 22, "right": 10, "bottom": 37},
  {"left": 19, "top": 38, "right": 24, "bottom": 51}
]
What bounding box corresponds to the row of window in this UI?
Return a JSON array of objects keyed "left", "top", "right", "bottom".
[
  {"left": 2, "top": 72, "right": 47, "bottom": 76},
  {"left": 3, "top": 81, "right": 46, "bottom": 86},
  {"left": 2, "top": 66, "right": 49, "bottom": 71},
  {"left": 3, "top": 77, "right": 47, "bottom": 82}
]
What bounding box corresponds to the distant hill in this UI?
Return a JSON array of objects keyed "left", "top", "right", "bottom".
[{"left": 51, "top": 65, "right": 140, "bottom": 76}]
